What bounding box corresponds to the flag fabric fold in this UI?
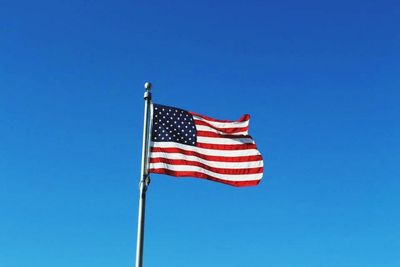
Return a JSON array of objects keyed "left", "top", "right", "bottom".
[{"left": 148, "top": 103, "right": 263, "bottom": 187}]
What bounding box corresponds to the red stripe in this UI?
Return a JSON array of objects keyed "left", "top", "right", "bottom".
[
  {"left": 194, "top": 120, "right": 248, "bottom": 134},
  {"left": 196, "top": 142, "right": 257, "bottom": 150},
  {"left": 190, "top": 112, "right": 250, "bottom": 123},
  {"left": 150, "top": 158, "right": 263, "bottom": 175},
  {"left": 197, "top": 130, "right": 252, "bottom": 139},
  {"left": 149, "top": 168, "right": 261, "bottom": 187},
  {"left": 150, "top": 147, "right": 262, "bottom": 162}
]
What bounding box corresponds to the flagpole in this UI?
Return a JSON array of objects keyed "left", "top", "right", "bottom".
[{"left": 135, "top": 82, "right": 152, "bottom": 267}]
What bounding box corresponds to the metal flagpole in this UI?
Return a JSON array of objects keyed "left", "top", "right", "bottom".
[{"left": 135, "top": 82, "right": 153, "bottom": 267}]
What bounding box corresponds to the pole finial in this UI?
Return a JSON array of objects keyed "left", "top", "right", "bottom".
[{"left": 144, "top": 82, "right": 152, "bottom": 91}]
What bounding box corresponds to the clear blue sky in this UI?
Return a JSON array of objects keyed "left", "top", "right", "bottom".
[{"left": 1, "top": 1, "right": 399, "bottom": 266}]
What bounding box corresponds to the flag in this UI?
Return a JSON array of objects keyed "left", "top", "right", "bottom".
[{"left": 148, "top": 104, "right": 264, "bottom": 187}]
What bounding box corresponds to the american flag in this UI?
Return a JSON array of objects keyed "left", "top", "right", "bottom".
[{"left": 148, "top": 104, "right": 263, "bottom": 187}]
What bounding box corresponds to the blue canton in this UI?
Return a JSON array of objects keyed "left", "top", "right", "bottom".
[{"left": 151, "top": 104, "right": 197, "bottom": 146}]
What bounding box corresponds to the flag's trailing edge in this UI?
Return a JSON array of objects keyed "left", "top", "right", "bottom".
[{"left": 148, "top": 104, "right": 264, "bottom": 187}]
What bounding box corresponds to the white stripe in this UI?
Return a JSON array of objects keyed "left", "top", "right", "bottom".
[
  {"left": 149, "top": 163, "right": 263, "bottom": 181},
  {"left": 197, "top": 136, "right": 254, "bottom": 145},
  {"left": 151, "top": 142, "right": 261, "bottom": 157},
  {"left": 193, "top": 115, "right": 249, "bottom": 129},
  {"left": 150, "top": 152, "right": 263, "bottom": 169},
  {"left": 196, "top": 125, "right": 248, "bottom": 135}
]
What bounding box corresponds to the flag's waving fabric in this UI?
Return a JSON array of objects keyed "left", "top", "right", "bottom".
[{"left": 148, "top": 104, "right": 263, "bottom": 187}]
